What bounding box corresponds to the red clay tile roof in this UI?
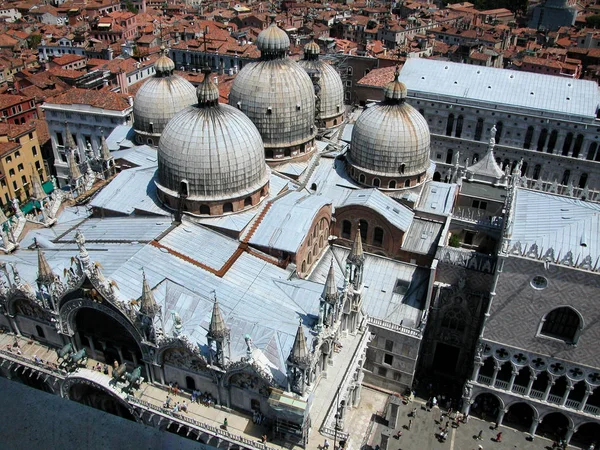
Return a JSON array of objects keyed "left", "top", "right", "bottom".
[
  {"left": 52, "top": 54, "right": 86, "bottom": 65},
  {"left": 44, "top": 88, "right": 131, "bottom": 111},
  {"left": 0, "top": 94, "right": 32, "bottom": 109},
  {"left": 0, "top": 140, "right": 20, "bottom": 157},
  {"left": 357, "top": 65, "right": 398, "bottom": 87}
]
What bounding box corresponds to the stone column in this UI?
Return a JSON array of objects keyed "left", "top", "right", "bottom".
[
  {"left": 529, "top": 418, "right": 540, "bottom": 439},
  {"left": 490, "top": 361, "right": 501, "bottom": 387},
  {"left": 525, "top": 375, "right": 536, "bottom": 397},
  {"left": 8, "top": 316, "right": 21, "bottom": 336},
  {"left": 86, "top": 335, "right": 97, "bottom": 359},
  {"left": 560, "top": 385, "right": 573, "bottom": 407},
  {"left": 508, "top": 369, "right": 518, "bottom": 392},
  {"left": 131, "top": 351, "right": 138, "bottom": 367},
  {"left": 116, "top": 346, "right": 125, "bottom": 365},
  {"left": 555, "top": 132, "right": 567, "bottom": 155},
  {"left": 564, "top": 426, "right": 574, "bottom": 445},
  {"left": 472, "top": 361, "right": 483, "bottom": 381},
  {"left": 496, "top": 408, "right": 506, "bottom": 427},
  {"left": 542, "top": 379, "right": 554, "bottom": 402},
  {"left": 578, "top": 386, "right": 593, "bottom": 411}
]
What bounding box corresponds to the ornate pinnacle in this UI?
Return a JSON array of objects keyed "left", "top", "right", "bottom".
[
  {"left": 322, "top": 258, "right": 337, "bottom": 304},
  {"left": 288, "top": 319, "right": 310, "bottom": 367},
  {"left": 139, "top": 270, "right": 159, "bottom": 317},
  {"left": 36, "top": 248, "right": 56, "bottom": 285},
  {"left": 30, "top": 164, "right": 45, "bottom": 201},
  {"left": 207, "top": 295, "right": 229, "bottom": 340},
  {"left": 348, "top": 225, "right": 364, "bottom": 263}
]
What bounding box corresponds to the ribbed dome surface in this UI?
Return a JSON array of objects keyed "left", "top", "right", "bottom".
[
  {"left": 350, "top": 102, "right": 430, "bottom": 176},
  {"left": 304, "top": 41, "right": 320, "bottom": 55},
  {"left": 155, "top": 54, "right": 175, "bottom": 75},
  {"left": 298, "top": 59, "right": 344, "bottom": 121},
  {"left": 157, "top": 102, "right": 269, "bottom": 201},
  {"left": 256, "top": 20, "right": 290, "bottom": 56},
  {"left": 229, "top": 59, "right": 316, "bottom": 149},
  {"left": 133, "top": 75, "right": 196, "bottom": 138}
]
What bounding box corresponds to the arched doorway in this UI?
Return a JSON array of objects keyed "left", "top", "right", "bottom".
[
  {"left": 504, "top": 402, "right": 536, "bottom": 432},
  {"left": 572, "top": 422, "right": 600, "bottom": 448},
  {"left": 433, "top": 172, "right": 441, "bottom": 182},
  {"left": 471, "top": 392, "right": 501, "bottom": 422},
  {"left": 538, "top": 412, "right": 570, "bottom": 442},
  {"left": 68, "top": 382, "right": 135, "bottom": 421},
  {"left": 74, "top": 308, "right": 143, "bottom": 370}
]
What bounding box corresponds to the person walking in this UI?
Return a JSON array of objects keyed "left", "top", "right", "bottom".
[
  {"left": 324, "top": 439, "right": 330, "bottom": 450},
  {"left": 477, "top": 430, "right": 483, "bottom": 440},
  {"left": 223, "top": 418, "right": 228, "bottom": 430},
  {"left": 496, "top": 432, "right": 502, "bottom": 442},
  {"left": 408, "top": 419, "right": 412, "bottom": 430}
]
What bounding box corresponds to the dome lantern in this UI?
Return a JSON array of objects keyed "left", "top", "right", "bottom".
[
  {"left": 155, "top": 46, "right": 175, "bottom": 77},
  {"left": 196, "top": 67, "right": 219, "bottom": 106},
  {"left": 257, "top": 15, "right": 290, "bottom": 60},
  {"left": 383, "top": 67, "right": 408, "bottom": 103}
]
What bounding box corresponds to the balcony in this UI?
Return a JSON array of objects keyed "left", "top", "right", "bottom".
[{"left": 452, "top": 206, "right": 503, "bottom": 228}]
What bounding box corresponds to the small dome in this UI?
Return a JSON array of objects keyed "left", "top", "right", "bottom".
[
  {"left": 256, "top": 16, "right": 290, "bottom": 59},
  {"left": 304, "top": 41, "right": 320, "bottom": 56},
  {"left": 157, "top": 72, "right": 269, "bottom": 210},
  {"left": 384, "top": 69, "right": 408, "bottom": 100},
  {"left": 349, "top": 76, "right": 430, "bottom": 186},
  {"left": 155, "top": 47, "right": 175, "bottom": 76},
  {"left": 133, "top": 49, "right": 196, "bottom": 143},
  {"left": 299, "top": 55, "right": 344, "bottom": 127},
  {"left": 196, "top": 68, "right": 219, "bottom": 105}
]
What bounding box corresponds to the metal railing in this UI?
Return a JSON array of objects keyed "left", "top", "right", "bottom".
[{"left": 0, "top": 348, "right": 67, "bottom": 379}]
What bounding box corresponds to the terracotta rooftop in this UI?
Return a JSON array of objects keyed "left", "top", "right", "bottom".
[
  {"left": 0, "top": 140, "right": 20, "bottom": 157},
  {"left": 0, "top": 94, "right": 32, "bottom": 109},
  {"left": 51, "top": 54, "right": 86, "bottom": 66},
  {"left": 356, "top": 65, "right": 398, "bottom": 87},
  {"left": 44, "top": 88, "right": 131, "bottom": 111}
]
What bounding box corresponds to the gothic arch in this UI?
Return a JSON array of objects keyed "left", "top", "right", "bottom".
[
  {"left": 62, "top": 375, "right": 141, "bottom": 423},
  {"left": 539, "top": 410, "right": 574, "bottom": 429},
  {"left": 537, "top": 306, "right": 583, "bottom": 344},
  {"left": 59, "top": 298, "right": 149, "bottom": 359}
]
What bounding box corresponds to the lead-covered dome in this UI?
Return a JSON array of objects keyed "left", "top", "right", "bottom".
[
  {"left": 157, "top": 69, "right": 270, "bottom": 216},
  {"left": 229, "top": 16, "right": 316, "bottom": 163},
  {"left": 133, "top": 47, "right": 196, "bottom": 146},
  {"left": 298, "top": 41, "right": 344, "bottom": 130},
  {"left": 348, "top": 69, "right": 430, "bottom": 190}
]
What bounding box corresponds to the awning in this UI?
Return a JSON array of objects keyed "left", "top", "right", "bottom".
[{"left": 20, "top": 181, "right": 54, "bottom": 214}]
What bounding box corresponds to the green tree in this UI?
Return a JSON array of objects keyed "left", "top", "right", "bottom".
[
  {"left": 27, "top": 33, "right": 42, "bottom": 50},
  {"left": 586, "top": 15, "right": 600, "bottom": 28},
  {"left": 125, "top": 1, "right": 138, "bottom": 14}
]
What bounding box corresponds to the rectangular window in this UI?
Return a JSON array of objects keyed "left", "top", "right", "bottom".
[
  {"left": 385, "top": 339, "right": 394, "bottom": 352},
  {"left": 32, "top": 146, "right": 37, "bottom": 156},
  {"left": 464, "top": 231, "right": 475, "bottom": 246},
  {"left": 15, "top": 151, "right": 20, "bottom": 158},
  {"left": 35, "top": 161, "right": 41, "bottom": 170},
  {"left": 377, "top": 367, "right": 387, "bottom": 377},
  {"left": 12, "top": 181, "right": 17, "bottom": 190},
  {"left": 17, "top": 163, "right": 23, "bottom": 172},
  {"left": 5, "top": 156, "right": 11, "bottom": 163},
  {"left": 384, "top": 353, "right": 394, "bottom": 365},
  {"left": 21, "top": 175, "right": 27, "bottom": 184},
  {"left": 29, "top": 133, "right": 33, "bottom": 139},
  {"left": 393, "top": 372, "right": 402, "bottom": 381},
  {"left": 9, "top": 168, "right": 14, "bottom": 176},
  {"left": 56, "top": 132, "right": 64, "bottom": 146}
]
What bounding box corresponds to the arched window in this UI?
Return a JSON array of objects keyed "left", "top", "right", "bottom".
[
  {"left": 310, "top": 183, "right": 317, "bottom": 191},
  {"left": 36, "top": 325, "right": 45, "bottom": 339},
  {"left": 301, "top": 261, "right": 306, "bottom": 273},
  {"left": 536, "top": 128, "right": 548, "bottom": 152},
  {"left": 359, "top": 173, "right": 366, "bottom": 184},
  {"left": 455, "top": 115, "right": 464, "bottom": 138},
  {"left": 399, "top": 163, "right": 405, "bottom": 174},
  {"left": 342, "top": 220, "right": 351, "bottom": 239},
  {"left": 472, "top": 153, "right": 479, "bottom": 163},
  {"left": 586, "top": 142, "right": 598, "bottom": 161},
  {"left": 388, "top": 180, "right": 397, "bottom": 189},
  {"left": 373, "top": 227, "right": 384, "bottom": 246},
  {"left": 562, "top": 132, "right": 573, "bottom": 156},
  {"left": 572, "top": 134, "right": 584, "bottom": 158},
  {"left": 180, "top": 180, "right": 189, "bottom": 197},
  {"left": 433, "top": 172, "right": 441, "bottom": 182},
  {"left": 359, "top": 220, "right": 368, "bottom": 241},
  {"left": 561, "top": 169, "right": 570, "bottom": 186},
  {"left": 404, "top": 179, "right": 410, "bottom": 187},
  {"left": 446, "top": 114, "right": 454, "bottom": 136},
  {"left": 540, "top": 307, "right": 581, "bottom": 343},
  {"left": 474, "top": 118, "right": 484, "bottom": 141},
  {"left": 373, "top": 178, "right": 380, "bottom": 188},
  {"left": 244, "top": 197, "right": 252, "bottom": 207},
  {"left": 223, "top": 202, "right": 233, "bottom": 213},
  {"left": 446, "top": 149, "right": 453, "bottom": 165},
  {"left": 579, "top": 173, "right": 588, "bottom": 189},
  {"left": 441, "top": 308, "right": 466, "bottom": 333},
  {"left": 533, "top": 164, "right": 541, "bottom": 180},
  {"left": 266, "top": 149, "right": 274, "bottom": 159},
  {"left": 547, "top": 130, "right": 558, "bottom": 153},
  {"left": 521, "top": 161, "right": 528, "bottom": 176},
  {"left": 185, "top": 376, "right": 196, "bottom": 390},
  {"left": 307, "top": 253, "right": 312, "bottom": 265},
  {"left": 523, "top": 126, "right": 534, "bottom": 149},
  {"left": 200, "top": 205, "right": 210, "bottom": 215}
]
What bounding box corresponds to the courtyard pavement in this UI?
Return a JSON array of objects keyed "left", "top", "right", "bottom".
[{"left": 367, "top": 397, "right": 576, "bottom": 450}]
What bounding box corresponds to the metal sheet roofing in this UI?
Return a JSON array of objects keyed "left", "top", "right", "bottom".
[
  {"left": 401, "top": 218, "right": 444, "bottom": 255},
  {"left": 400, "top": 58, "right": 600, "bottom": 119},
  {"left": 339, "top": 189, "right": 414, "bottom": 232},
  {"left": 249, "top": 192, "right": 332, "bottom": 254},
  {"left": 508, "top": 188, "right": 600, "bottom": 262},
  {"left": 106, "top": 124, "right": 136, "bottom": 151},
  {"left": 56, "top": 217, "right": 172, "bottom": 243},
  {"left": 415, "top": 181, "right": 457, "bottom": 216},
  {"left": 111, "top": 145, "right": 158, "bottom": 169},
  {"left": 89, "top": 167, "right": 169, "bottom": 216},
  {"left": 309, "top": 246, "right": 428, "bottom": 328}
]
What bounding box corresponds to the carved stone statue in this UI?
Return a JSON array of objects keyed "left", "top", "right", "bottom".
[{"left": 489, "top": 125, "right": 497, "bottom": 146}]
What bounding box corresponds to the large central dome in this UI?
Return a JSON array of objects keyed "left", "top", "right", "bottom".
[
  {"left": 133, "top": 47, "right": 196, "bottom": 146},
  {"left": 347, "top": 69, "right": 431, "bottom": 190},
  {"left": 229, "top": 16, "right": 316, "bottom": 163},
  {"left": 157, "top": 69, "right": 270, "bottom": 216}
]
